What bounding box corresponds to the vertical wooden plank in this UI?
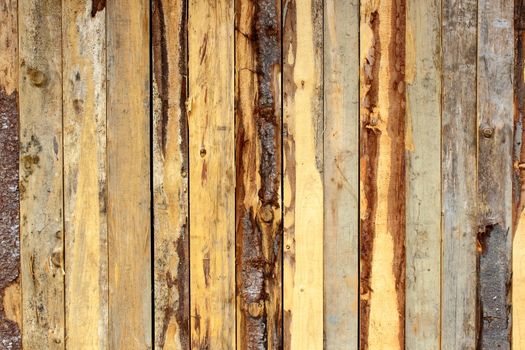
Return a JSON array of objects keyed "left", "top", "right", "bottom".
[
  {"left": 18, "top": 0, "right": 64, "bottom": 348},
  {"left": 62, "top": 0, "right": 107, "bottom": 348},
  {"left": 404, "top": 0, "right": 441, "bottom": 348},
  {"left": 441, "top": 0, "right": 478, "bottom": 348},
  {"left": 513, "top": 1, "right": 525, "bottom": 347},
  {"left": 188, "top": 0, "right": 235, "bottom": 348},
  {"left": 0, "top": 0, "right": 21, "bottom": 347},
  {"left": 283, "top": 0, "right": 323, "bottom": 348},
  {"left": 152, "top": 0, "right": 190, "bottom": 348},
  {"left": 106, "top": 0, "right": 151, "bottom": 347},
  {"left": 235, "top": 0, "right": 282, "bottom": 348},
  {"left": 323, "top": 0, "right": 359, "bottom": 347},
  {"left": 359, "top": 0, "right": 406, "bottom": 348},
  {"left": 477, "top": 0, "right": 513, "bottom": 348}
]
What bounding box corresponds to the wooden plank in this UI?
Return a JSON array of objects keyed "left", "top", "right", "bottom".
[
  {"left": 235, "top": 0, "right": 282, "bottom": 348},
  {"left": 106, "top": 0, "right": 151, "bottom": 347},
  {"left": 477, "top": 0, "right": 514, "bottom": 348},
  {"left": 188, "top": 0, "right": 235, "bottom": 348},
  {"left": 441, "top": 0, "right": 478, "bottom": 348},
  {"left": 514, "top": 1, "right": 525, "bottom": 347},
  {"left": 359, "top": 0, "right": 406, "bottom": 348},
  {"left": 152, "top": 0, "right": 190, "bottom": 348},
  {"left": 62, "top": 0, "right": 107, "bottom": 348},
  {"left": 323, "top": 0, "right": 359, "bottom": 347},
  {"left": 404, "top": 0, "right": 441, "bottom": 348},
  {"left": 0, "top": 0, "right": 21, "bottom": 347},
  {"left": 283, "top": 0, "right": 323, "bottom": 348},
  {"left": 18, "top": 0, "right": 64, "bottom": 348}
]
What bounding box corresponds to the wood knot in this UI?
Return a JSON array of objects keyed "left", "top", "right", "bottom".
[
  {"left": 247, "top": 301, "right": 264, "bottom": 318},
  {"left": 27, "top": 67, "right": 47, "bottom": 87},
  {"left": 200, "top": 148, "right": 207, "bottom": 157},
  {"left": 259, "top": 205, "right": 274, "bottom": 223},
  {"left": 481, "top": 125, "right": 494, "bottom": 138}
]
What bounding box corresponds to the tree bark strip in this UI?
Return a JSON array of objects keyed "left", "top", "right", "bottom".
[
  {"left": 477, "top": 1, "right": 514, "bottom": 348},
  {"left": 513, "top": 1, "right": 525, "bottom": 347},
  {"left": 283, "top": 0, "right": 324, "bottom": 348},
  {"left": 0, "top": 1, "right": 21, "bottom": 348},
  {"left": 359, "top": 0, "right": 406, "bottom": 348},
  {"left": 404, "top": 0, "right": 441, "bottom": 348},
  {"left": 62, "top": 0, "right": 108, "bottom": 348},
  {"left": 18, "top": 0, "right": 65, "bottom": 347},
  {"left": 235, "top": 0, "right": 282, "bottom": 349},
  {"left": 323, "top": 0, "right": 359, "bottom": 347},
  {"left": 152, "top": 0, "right": 190, "bottom": 348},
  {"left": 188, "top": 0, "right": 235, "bottom": 348},
  {"left": 441, "top": 0, "right": 478, "bottom": 348},
  {"left": 106, "top": 0, "right": 152, "bottom": 347}
]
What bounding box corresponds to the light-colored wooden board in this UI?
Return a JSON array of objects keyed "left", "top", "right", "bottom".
[
  {"left": 188, "top": 0, "right": 235, "bottom": 348},
  {"left": 106, "top": 0, "right": 151, "bottom": 347},
  {"left": 0, "top": 0, "right": 21, "bottom": 347},
  {"left": 152, "top": 0, "right": 190, "bottom": 348},
  {"left": 359, "top": 0, "right": 406, "bottom": 348},
  {"left": 18, "top": 0, "right": 64, "bottom": 347},
  {"left": 323, "top": 0, "right": 359, "bottom": 347},
  {"left": 235, "top": 0, "right": 282, "bottom": 348},
  {"left": 404, "top": 0, "right": 441, "bottom": 348},
  {"left": 62, "top": 0, "right": 108, "bottom": 348},
  {"left": 477, "top": 0, "right": 514, "bottom": 348},
  {"left": 283, "top": 0, "right": 324, "bottom": 348},
  {"left": 441, "top": 0, "right": 478, "bottom": 348}
]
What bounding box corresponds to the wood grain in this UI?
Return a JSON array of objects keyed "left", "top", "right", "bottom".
[
  {"left": 106, "top": 0, "right": 151, "bottom": 347},
  {"left": 359, "top": 0, "right": 406, "bottom": 348},
  {"left": 152, "top": 0, "right": 190, "bottom": 348},
  {"left": 441, "top": 0, "right": 478, "bottom": 348},
  {"left": 62, "top": 0, "right": 108, "bottom": 348},
  {"left": 477, "top": 0, "right": 514, "bottom": 348},
  {"left": 323, "top": 0, "right": 359, "bottom": 347},
  {"left": 283, "top": 0, "right": 324, "bottom": 348},
  {"left": 235, "top": 0, "right": 282, "bottom": 348},
  {"left": 188, "top": 0, "right": 235, "bottom": 348},
  {"left": 404, "top": 0, "right": 441, "bottom": 348},
  {"left": 18, "top": 0, "right": 64, "bottom": 347},
  {"left": 0, "top": 0, "right": 21, "bottom": 347}
]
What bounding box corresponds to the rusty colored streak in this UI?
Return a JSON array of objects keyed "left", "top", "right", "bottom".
[
  {"left": 91, "top": 0, "right": 106, "bottom": 17},
  {"left": 359, "top": 10, "right": 380, "bottom": 350},
  {"left": 514, "top": 0, "right": 525, "bottom": 229},
  {"left": 387, "top": 0, "right": 406, "bottom": 347},
  {"left": 0, "top": 90, "right": 21, "bottom": 349}
]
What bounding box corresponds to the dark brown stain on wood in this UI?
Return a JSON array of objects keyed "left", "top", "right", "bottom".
[
  {"left": 359, "top": 9, "right": 380, "bottom": 350},
  {"left": 91, "top": 0, "right": 105, "bottom": 17},
  {"left": 0, "top": 89, "right": 21, "bottom": 349}
]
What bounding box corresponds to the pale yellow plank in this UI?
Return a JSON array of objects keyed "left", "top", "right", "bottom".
[
  {"left": 106, "top": 0, "right": 151, "bottom": 347},
  {"left": 62, "top": 0, "right": 108, "bottom": 348},
  {"left": 188, "top": 0, "right": 235, "bottom": 348},
  {"left": 18, "top": 0, "right": 64, "bottom": 347},
  {"left": 283, "top": 0, "right": 324, "bottom": 349}
]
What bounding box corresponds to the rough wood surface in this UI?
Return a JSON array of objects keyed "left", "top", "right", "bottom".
[
  {"left": 152, "top": 0, "right": 190, "bottom": 348},
  {"left": 235, "top": 0, "right": 282, "bottom": 349},
  {"left": 106, "top": 0, "right": 151, "bottom": 347},
  {"left": 477, "top": 1, "right": 514, "bottom": 348},
  {"left": 62, "top": 0, "right": 108, "bottom": 348},
  {"left": 323, "top": 0, "right": 359, "bottom": 347},
  {"left": 0, "top": 0, "right": 21, "bottom": 348},
  {"left": 441, "top": 0, "right": 478, "bottom": 348},
  {"left": 18, "top": 0, "right": 65, "bottom": 347},
  {"left": 514, "top": 1, "right": 525, "bottom": 347},
  {"left": 188, "top": 0, "right": 235, "bottom": 348},
  {"left": 404, "top": 0, "right": 441, "bottom": 348},
  {"left": 359, "top": 0, "right": 406, "bottom": 348},
  {"left": 283, "top": 0, "right": 324, "bottom": 348}
]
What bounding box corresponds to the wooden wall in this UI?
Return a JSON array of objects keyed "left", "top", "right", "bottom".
[{"left": 0, "top": 0, "right": 523, "bottom": 349}]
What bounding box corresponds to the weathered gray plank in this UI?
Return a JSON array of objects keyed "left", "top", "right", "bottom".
[
  {"left": 441, "top": 0, "right": 478, "bottom": 348},
  {"left": 477, "top": 0, "right": 514, "bottom": 348},
  {"left": 405, "top": 0, "right": 441, "bottom": 348},
  {"left": 323, "top": 0, "right": 359, "bottom": 347}
]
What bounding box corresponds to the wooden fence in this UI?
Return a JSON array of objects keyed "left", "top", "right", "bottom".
[{"left": 0, "top": 0, "right": 522, "bottom": 349}]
